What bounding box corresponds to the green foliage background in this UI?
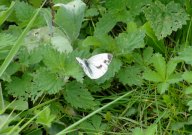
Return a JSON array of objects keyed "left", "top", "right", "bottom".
[{"left": 0, "top": 0, "right": 192, "bottom": 134}]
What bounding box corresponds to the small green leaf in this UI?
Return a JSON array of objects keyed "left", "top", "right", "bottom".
[
  {"left": 185, "top": 86, "right": 192, "bottom": 95},
  {"left": 182, "top": 71, "right": 192, "bottom": 83},
  {"left": 178, "top": 46, "right": 192, "bottom": 65},
  {"left": 157, "top": 82, "right": 169, "bottom": 94},
  {"left": 36, "top": 107, "right": 56, "bottom": 128},
  {"left": 187, "top": 100, "right": 192, "bottom": 111},
  {"left": 144, "top": 124, "right": 157, "bottom": 135},
  {"left": 151, "top": 53, "right": 166, "bottom": 79},
  {"left": 64, "top": 81, "right": 97, "bottom": 109}
]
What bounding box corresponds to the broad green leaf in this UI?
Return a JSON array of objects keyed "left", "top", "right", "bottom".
[
  {"left": 144, "top": 1, "right": 189, "bottom": 40},
  {"left": 117, "top": 66, "right": 143, "bottom": 86},
  {"left": 54, "top": 0, "right": 86, "bottom": 41},
  {"left": 33, "top": 68, "right": 64, "bottom": 94},
  {"left": 182, "top": 71, "right": 192, "bottom": 83},
  {"left": 151, "top": 53, "right": 166, "bottom": 79},
  {"left": 105, "top": 0, "right": 128, "bottom": 11},
  {"left": 168, "top": 73, "right": 182, "bottom": 84},
  {"left": 132, "top": 127, "right": 143, "bottom": 135},
  {"left": 0, "top": 33, "right": 16, "bottom": 50},
  {"left": 0, "top": 1, "right": 15, "bottom": 26},
  {"left": 157, "top": 82, "right": 169, "bottom": 94},
  {"left": 178, "top": 46, "right": 192, "bottom": 65},
  {"left": 64, "top": 81, "right": 97, "bottom": 109},
  {"left": 143, "top": 68, "right": 163, "bottom": 82},
  {"left": 115, "top": 29, "right": 145, "bottom": 53},
  {"left": 36, "top": 107, "right": 56, "bottom": 128}
]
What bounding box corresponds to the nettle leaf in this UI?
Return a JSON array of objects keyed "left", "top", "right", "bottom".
[
  {"left": 144, "top": 1, "right": 189, "bottom": 40},
  {"left": 117, "top": 65, "right": 143, "bottom": 86},
  {"left": 105, "top": 0, "right": 128, "bottom": 11},
  {"left": 178, "top": 46, "right": 192, "bottom": 65},
  {"left": 115, "top": 29, "right": 145, "bottom": 54},
  {"left": 33, "top": 68, "right": 64, "bottom": 94},
  {"left": 96, "top": 58, "right": 122, "bottom": 84},
  {"left": 54, "top": 0, "right": 86, "bottom": 41},
  {"left": 64, "top": 81, "right": 97, "bottom": 109},
  {"left": 6, "top": 73, "right": 32, "bottom": 99},
  {"left": 43, "top": 47, "right": 84, "bottom": 82}
]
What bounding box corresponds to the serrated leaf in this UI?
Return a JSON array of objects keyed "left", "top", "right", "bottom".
[
  {"left": 64, "top": 81, "right": 97, "bottom": 109},
  {"left": 182, "top": 71, "right": 192, "bottom": 83},
  {"left": 6, "top": 73, "right": 32, "bottom": 99},
  {"left": 0, "top": 33, "right": 16, "bottom": 50},
  {"left": 144, "top": 1, "right": 189, "bottom": 39},
  {"left": 116, "top": 29, "right": 145, "bottom": 53},
  {"left": 105, "top": 0, "right": 128, "bottom": 11},
  {"left": 117, "top": 66, "right": 143, "bottom": 86},
  {"left": 54, "top": 0, "right": 86, "bottom": 41},
  {"left": 33, "top": 68, "right": 64, "bottom": 94},
  {"left": 96, "top": 58, "right": 122, "bottom": 84},
  {"left": 151, "top": 53, "right": 166, "bottom": 79}
]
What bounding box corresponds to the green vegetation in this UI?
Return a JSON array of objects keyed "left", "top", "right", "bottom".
[{"left": 0, "top": 0, "right": 192, "bottom": 134}]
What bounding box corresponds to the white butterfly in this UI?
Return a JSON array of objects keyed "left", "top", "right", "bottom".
[{"left": 76, "top": 53, "right": 113, "bottom": 79}]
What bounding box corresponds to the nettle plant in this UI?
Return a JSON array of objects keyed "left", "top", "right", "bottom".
[{"left": 0, "top": 0, "right": 192, "bottom": 134}]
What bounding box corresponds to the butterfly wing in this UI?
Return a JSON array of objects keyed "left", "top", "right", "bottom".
[{"left": 86, "top": 53, "right": 113, "bottom": 79}]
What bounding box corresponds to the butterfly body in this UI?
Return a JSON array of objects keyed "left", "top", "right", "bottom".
[{"left": 76, "top": 53, "right": 113, "bottom": 79}]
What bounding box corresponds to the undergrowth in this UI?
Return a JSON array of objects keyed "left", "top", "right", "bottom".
[{"left": 0, "top": 0, "right": 192, "bottom": 134}]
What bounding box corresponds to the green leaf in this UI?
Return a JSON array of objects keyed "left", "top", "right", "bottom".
[
  {"left": 36, "top": 107, "right": 56, "bottom": 128},
  {"left": 144, "top": 124, "right": 157, "bottom": 135},
  {"left": 143, "top": 68, "right": 163, "bottom": 82},
  {"left": 157, "top": 82, "right": 169, "bottom": 94},
  {"left": 166, "top": 59, "right": 178, "bottom": 77},
  {"left": 187, "top": 100, "right": 192, "bottom": 111},
  {"left": 0, "top": 1, "right": 15, "bottom": 26},
  {"left": 185, "top": 86, "right": 192, "bottom": 95},
  {"left": 64, "top": 81, "right": 97, "bottom": 109},
  {"left": 178, "top": 46, "right": 192, "bottom": 65},
  {"left": 144, "top": 1, "right": 189, "bottom": 39},
  {"left": 6, "top": 73, "right": 32, "bottom": 99},
  {"left": 54, "top": 0, "right": 86, "bottom": 41},
  {"left": 8, "top": 99, "right": 28, "bottom": 111},
  {"left": 182, "top": 71, "right": 192, "bottom": 83},
  {"left": 33, "top": 68, "right": 64, "bottom": 94},
  {"left": 151, "top": 53, "right": 166, "bottom": 79},
  {"left": 127, "top": 0, "right": 152, "bottom": 16},
  {"left": 116, "top": 29, "right": 145, "bottom": 53},
  {"left": 117, "top": 65, "right": 143, "bottom": 86},
  {"left": 0, "top": 33, "right": 16, "bottom": 50}
]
